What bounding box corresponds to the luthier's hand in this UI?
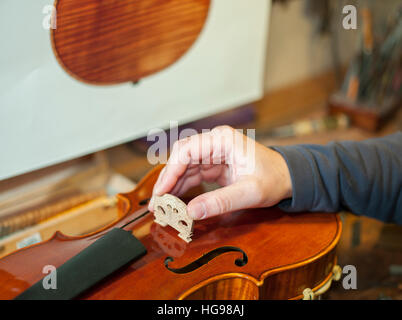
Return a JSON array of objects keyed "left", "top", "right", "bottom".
[{"left": 149, "top": 126, "right": 292, "bottom": 220}]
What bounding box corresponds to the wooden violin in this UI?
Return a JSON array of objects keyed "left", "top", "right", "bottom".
[
  {"left": 0, "top": 165, "right": 342, "bottom": 300},
  {"left": 51, "top": 0, "right": 211, "bottom": 85}
]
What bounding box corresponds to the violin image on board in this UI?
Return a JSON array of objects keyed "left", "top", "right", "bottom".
[
  {"left": 50, "top": 0, "right": 211, "bottom": 85},
  {"left": 0, "top": 165, "right": 342, "bottom": 300}
]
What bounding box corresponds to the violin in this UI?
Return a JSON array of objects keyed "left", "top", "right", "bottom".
[
  {"left": 0, "top": 165, "right": 341, "bottom": 300},
  {"left": 51, "top": 0, "right": 211, "bottom": 85}
]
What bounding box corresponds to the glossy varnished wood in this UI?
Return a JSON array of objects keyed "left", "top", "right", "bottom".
[
  {"left": 51, "top": 0, "right": 211, "bottom": 85},
  {"left": 0, "top": 165, "right": 341, "bottom": 300}
]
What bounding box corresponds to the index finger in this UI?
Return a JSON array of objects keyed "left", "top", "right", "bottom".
[{"left": 152, "top": 132, "right": 214, "bottom": 196}]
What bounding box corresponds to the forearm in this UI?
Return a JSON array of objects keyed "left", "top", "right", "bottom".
[{"left": 271, "top": 132, "right": 402, "bottom": 224}]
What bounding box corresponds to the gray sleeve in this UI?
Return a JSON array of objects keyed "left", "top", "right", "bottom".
[{"left": 271, "top": 132, "right": 402, "bottom": 224}]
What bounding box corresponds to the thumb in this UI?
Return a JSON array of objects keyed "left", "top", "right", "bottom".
[{"left": 187, "top": 180, "right": 258, "bottom": 220}]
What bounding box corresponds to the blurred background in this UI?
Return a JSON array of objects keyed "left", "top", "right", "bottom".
[{"left": 0, "top": 0, "right": 401, "bottom": 299}]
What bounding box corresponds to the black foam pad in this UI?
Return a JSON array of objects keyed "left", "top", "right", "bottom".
[{"left": 15, "top": 228, "right": 146, "bottom": 300}]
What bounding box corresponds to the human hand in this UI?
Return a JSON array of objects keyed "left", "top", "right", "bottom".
[{"left": 149, "top": 126, "right": 292, "bottom": 220}]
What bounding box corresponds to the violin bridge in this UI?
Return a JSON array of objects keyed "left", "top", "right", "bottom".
[{"left": 152, "top": 194, "right": 194, "bottom": 243}]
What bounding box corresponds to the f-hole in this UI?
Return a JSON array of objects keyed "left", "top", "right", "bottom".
[{"left": 164, "top": 246, "right": 248, "bottom": 274}]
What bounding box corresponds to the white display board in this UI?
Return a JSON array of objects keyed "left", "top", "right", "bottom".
[{"left": 0, "top": 0, "right": 270, "bottom": 180}]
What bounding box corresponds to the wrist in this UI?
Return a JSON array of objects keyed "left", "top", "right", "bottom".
[
  {"left": 271, "top": 149, "right": 293, "bottom": 200},
  {"left": 279, "top": 156, "right": 293, "bottom": 199}
]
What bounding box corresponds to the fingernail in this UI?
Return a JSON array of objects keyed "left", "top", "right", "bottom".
[
  {"left": 157, "top": 168, "right": 167, "bottom": 188},
  {"left": 188, "top": 202, "right": 207, "bottom": 220},
  {"left": 154, "top": 172, "right": 166, "bottom": 196},
  {"left": 148, "top": 197, "right": 154, "bottom": 211},
  {"left": 153, "top": 186, "right": 162, "bottom": 196}
]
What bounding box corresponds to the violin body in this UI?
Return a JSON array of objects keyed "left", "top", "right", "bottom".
[
  {"left": 0, "top": 165, "right": 341, "bottom": 300},
  {"left": 51, "top": 0, "right": 211, "bottom": 85}
]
